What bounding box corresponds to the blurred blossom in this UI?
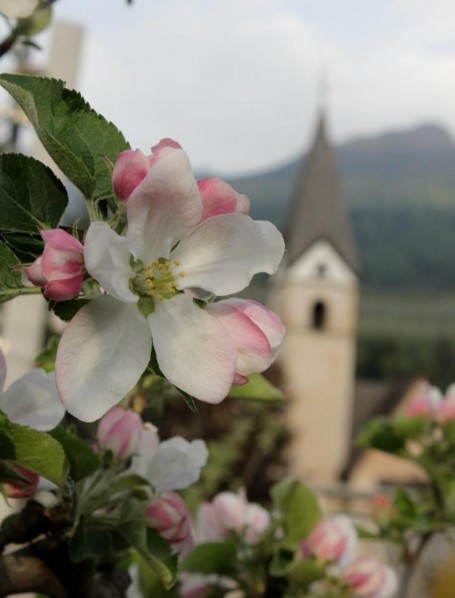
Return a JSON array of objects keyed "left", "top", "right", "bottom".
[
  {"left": 3, "top": 465, "right": 39, "bottom": 499},
  {"left": 129, "top": 422, "right": 160, "bottom": 478},
  {"left": 341, "top": 557, "right": 398, "bottom": 598},
  {"left": 145, "top": 492, "right": 194, "bottom": 555},
  {"left": 404, "top": 381, "right": 442, "bottom": 418},
  {"left": 198, "top": 489, "right": 270, "bottom": 544},
  {"left": 0, "top": 0, "right": 38, "bottom": 18},
  {"left": 96, "top": 407, "right": 143, "bottom": 459},
  {"left": 300, "top": 515, "right": 357, "bottom": 567},
  {"left": 371, "top": 495, "right": 394, "bottom": 526}
]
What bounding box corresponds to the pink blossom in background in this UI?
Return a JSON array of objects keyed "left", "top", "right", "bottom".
[
  {"left": 145, "top": 492, "right": 194, "bottom": 555},
  {"left": 438, "top": 384, "right": 455, "bottom": 422},
  {"left": 197, "top": 177, "right": 249, "bottom": 221},
  {"left": 207, "top": 299, "right": 285, "bottom": 385},
  {"left": 300, "top": 515, "right": 357, "bottom": 567},
  {"left": 56, "top": 138, "right": 285, "bottom": 421},
  {"left": 341, "top": 557, "right": 398, "bottom": 598},
  {"left": 3, "top": 465, "right": 39, "bottom": 499},
  {"left": 404, "top": 381, "right": 442, "bottom": 418},
  {"left": 371, "top": 495, "right": 394, "bottom": 526},
  {"left": 25, "top": 229, "right": 84, "bottom": 301},
  {"left": 96, "top": 407, "right": 143, "bottom": 459},
  {"left": 198, "top": 489, "right": 270, "bottom": 544}
]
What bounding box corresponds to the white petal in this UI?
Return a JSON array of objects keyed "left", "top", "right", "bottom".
[
  {"left": 0, "top": 347, "right": 6, "bottom": 394},
  {"left": 147, "top": 293, "right": 236, "bottom": 403},
  {"left": 1, "top": 370, "right": 65, "bottom": 431},
  {"left": 126, "top": 145, "right": 202, "bottom": 260},
  {"left": 56, "top": 297, "right": 152, "bottom": 422},
  {"left": 147, "top": 437, "right": 208, "bottom": 491},
  {"left": 172, "top": 214, "right": 285, "bottom": 295},
  {"left": 0, "top": 0, "right": 38, "bottom": 18},
  {"left": 84, "top": 222, "right": 137, "bottom": 303}
]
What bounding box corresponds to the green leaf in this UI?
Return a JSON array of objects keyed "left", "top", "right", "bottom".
[
  {"left": 228, "top": 373, "right": 283, "bottom": 402},
  {"left": 51, "top": 298, "right": 90, "bottom": 322},
  {"left": 117, "top": 498, "right": 176, "bottom": 589},
  {"left": 9, "top": 423, "right": 67, "bottom": 487},
  {"left": 182, "top": 541, "right": 237, "bottom": 575},
  {"left": 286, "top": 559, "right": 325, "bottom": 586},
  {"left": 443, "top": 419, "right": 455, "bottom": 444},
  {"left": 392, "top": 414, "right": 428, "bottom": 440},
  {"left": 271, "top": 479, "right": 322, "bottom": 549},
  {"left": 1, "top": 232, "right": 43, "bottom": 262},
  {"left": 269, "top": 549, "right": 295, "bottom": 577},
  {"left": 50, "top": 427, "right": 100, "bottom": 482},
  {"left": 16, "top": 6, "right": 52, "bottom": 36},
  {"left": 35, "top": 336, "right": 59, "bottom": 372},
  {"left": 0, "top": 74, "right": 129, "bottom": 203},
  {"left": 0, "top": 153, "right": 68, "bottom": 233},
  {"left": 0, "top": 410, "right": 15, "bottom": 460},
  {"left": 0, "top": 243, "right": 39, "bottom": 304},
  {"left": 356, "top": 417, "right": 406, "bottom": 454},
  {"left": 70, "top": 519, "right": 120, "bottom": 562}
]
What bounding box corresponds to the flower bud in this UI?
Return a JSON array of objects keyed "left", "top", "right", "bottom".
[
  {"left": 371, "top": 495, "right": 394, "bottom": 526},
  {"left": 198, "top": 489, "right": 270, "bottom": 544},
  {"left": 300, "top": 515, "right": 357, "bottom": 566},
  {"left": 404, "top": 381, "right": 441, "bottom": 418},
  {"left": 145, "top": 492, "right": 193, "bottom": 555},
  {"left": 341, "top": 557, "right": 398, "bottom": 598},
  {"left": 197, "top": 177, "right": 249, "bottom": 222},
  {"left": 25, "top": 229, "right": 84, "bottom": 301},
  {"left": 3, "top": 465, "right": 39, "bottom": 498},
  {"left": 96, "top": 407, "right": 143, "bottom": 459},
  {"left": 113, "top": 149, "right": 150, "bottom": 201}
]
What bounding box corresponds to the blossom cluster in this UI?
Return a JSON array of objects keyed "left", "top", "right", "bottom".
[
  {"left": 24, "top": 139, "right": 285, "bottom": 422},
  {"left": 404, "top": 380, "right": 455, "bottom": 422}
]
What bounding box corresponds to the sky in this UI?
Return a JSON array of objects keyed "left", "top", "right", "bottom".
[{"left": 24, "top": 0, "right": 455, "bottom": 174}]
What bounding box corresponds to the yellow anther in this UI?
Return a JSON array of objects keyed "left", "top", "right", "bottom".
[
  {"left": 179, "top": 271, "right": 186, "bottom": 278},
  {"left": 145, "top": 279, "right": 154, "bottom": 289},
  {"left": 158, "top": 295, "right": 164, "bottom": 301},
  {"left": 173, "top": 260, "right": 181, "bottom": 266}
]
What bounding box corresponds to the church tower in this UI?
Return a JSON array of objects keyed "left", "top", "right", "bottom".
[{"left": 274, "top": 113, "right": 359, "bottom": 484}]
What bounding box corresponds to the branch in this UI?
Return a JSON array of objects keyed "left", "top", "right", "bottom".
[{"left": 0, "top": 553, "right": 67, "bottom": 598}]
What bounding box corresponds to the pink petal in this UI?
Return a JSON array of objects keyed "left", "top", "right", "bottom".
[
  {"left": 126, "top": 141, "right": 202, "bottom": 260},
  {"left": 113, "top": 149, "right": 150, "bottom": 201},
  {"left": 44, "top": 275, "right": 84, "bottom": 301},
  {"left": 172, "top": 214, "right": 285, "bottom": 296},
  {"left": 197, "top": 177, "right": 249, "bottom": 221},
  {"left": 56, "top": 297, "right": 152, "bottom": 422},
  {"left": 147, "top": 293, "right": 236, "bottom": 404},
  {"left": 41, "top": 229, "right": 83, "bottom": 253},
  {"left": 25, "top": 256, "right": 47, "bottom": 287}
]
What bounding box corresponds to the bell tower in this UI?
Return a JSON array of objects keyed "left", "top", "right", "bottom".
[{"left": 274, "top": 113, "right": 359, "bottom": 483}]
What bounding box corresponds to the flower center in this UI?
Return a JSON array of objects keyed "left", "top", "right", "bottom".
[{"left": 130, "top": 257, "right": 186, "bottom": 315}]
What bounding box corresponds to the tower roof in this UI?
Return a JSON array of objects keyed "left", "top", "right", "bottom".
[{"left": 285, "top": 113, "right": 359, "bottom": 272}]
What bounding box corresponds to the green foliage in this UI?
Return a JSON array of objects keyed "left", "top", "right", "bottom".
[
  {"left": 16, "top": 6, "right": 52, "bottom": 36},
  {"left": 0, "top": 410, "right": 15, "bottom": 460},
  {"left": 271, "top": 479, "right": 321, "bottom": 549},
  {"left": 0, "top": 243, "right": 38, "bottom": 304},
  {"left": 50, "top": 426, "right": 100, "bottom": 482},
  {"left": 182, "top": 541, "right": 237, "bottom": 575},
  {"left": 356, "top": 417, "right": 406, "bottom": 454},
  {"left": 0, "top": 153, "right": 68, "bottom": 234},
  {"left": 228, "top": 373, "right": 283, "bottom": 402},
  {"left": 0, "top": 74, "right": 129, "bottom": 205},
  {"left": 8, "top": 422, "right": 67, "bottom": 487}
]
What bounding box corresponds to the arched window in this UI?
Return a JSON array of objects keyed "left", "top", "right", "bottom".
[{"left": 312, "top": 300, "right": 327, "bottom": 330}]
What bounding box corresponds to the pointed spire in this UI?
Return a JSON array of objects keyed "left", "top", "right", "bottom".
[{"left": 285, "top": 112, "right": 359, "bottom": 272}]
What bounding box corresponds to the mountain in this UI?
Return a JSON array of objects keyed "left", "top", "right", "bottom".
[{"left": 226, "top": 124, "right": 455, "bottom": 291}]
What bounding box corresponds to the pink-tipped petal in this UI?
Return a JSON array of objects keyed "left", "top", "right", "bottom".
[
  {"left": 40, "top": 229, "right": 83, "bottom": 253},
  {"left": 113, "top": 149, "right": 150, "bottom": 201},
  {"left": 126, "top": 142, "right": 202, "bottom": 260},
  {"left": 25, "top": 256, "right": 47, "bottom": 287},
  {"left": 44, "top": 275, "right": 84, "bottom": 301},
  {"left": 84, "top": 222, "right": 137, "bottom": 303},
  {"left": 56, "top": 297, "right": 152, "bottom": 422},
  {"left": 172, "top": 214, "right": 285, "bottom": 296},
  {"left": 197, "top": 177, "right": 250, "bottom": 221},
  {"left": 147, "top": 294, "right": 236, "bottom": 404}
]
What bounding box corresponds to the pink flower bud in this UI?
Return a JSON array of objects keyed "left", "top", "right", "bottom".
[
  {"left": 404, "top": 381, "right": 441, "bottom": 418},
  {"left": 198, "top": 489, "right": 270, "bottom": 544},
  {"left": 96, "top": 407, "right": 143, "bottom": 459},
  {"left": 145, "top": 492, "right": 194, "bottom": 555},
  {"left": 25, "top": 229, "right": 84, "bottom": 301},
  {"left": 197, "top": 177, "right": 249, "bottom": 222},
  {"left": 341, "top": 557, "right": 398, "bottom": 598},
  {"left": 113, "top": 140, "right": 182, "bottom": 201},
  {"left": 301, "top": 516, "right": 357, "bottom": 566},
  {"left": 3, "top": 465, "right": 39, "bottom": 499},
  {"left": 206, "top": 299, "right": 285, "bottom": 385},
  {"left": 371, "top": 495, "right": 394, "bottom": 525}
]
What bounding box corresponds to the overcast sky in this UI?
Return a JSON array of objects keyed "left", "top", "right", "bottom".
[{"left": 38, "top": 0, "right": 455, "bottom": 174}]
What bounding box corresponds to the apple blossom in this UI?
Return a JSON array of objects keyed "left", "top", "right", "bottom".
[
  {"left": 3, "top": 464, "right": 39, "bottom": 499},
  {"left": 0, "top": 0, "right": 38, "bottom": 18},
  {"left": 404, "top": 381, "right": 442, "bottom": 418},
  {"left": 145, "top": 492, "right": 194, "bottom": 555},
  {"left": 0, "top": 349, "right": 65, "bottom": 431},
  {"left": 438, "top": 383, "right": 455, "bottom": 422},
  {"left": 206, "top": 299, "right": 285, "bottom": 385},
  {"left": 25, "top": 229, "right": 84, "bottom": 301},
  {"left": 300, "top": 515, "right": 357, "bottom": 567},
  {"left": 56, "top": 139, "right": 285, "bottom": 421},
  {"left": 198, "top": 489, "right": 270, "bottom": 544},
  {"left": 341, "top": 557, "right": 398, "bottom": 598},
  {"left": 96, "top": 407, "right": 143, "bottom": 459},
  {"left": 129, "top": 422, "right": 160, "bottom": 478}
]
